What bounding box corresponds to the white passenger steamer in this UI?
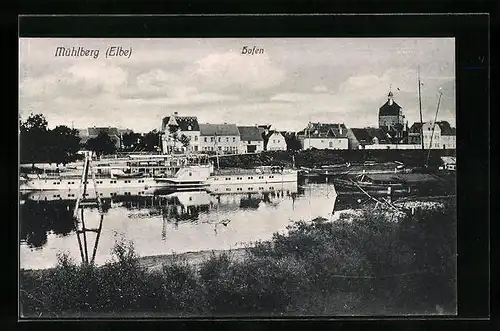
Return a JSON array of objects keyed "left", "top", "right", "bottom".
[{"left": 19, "top": 154, "right": 212, "bottom": 192}]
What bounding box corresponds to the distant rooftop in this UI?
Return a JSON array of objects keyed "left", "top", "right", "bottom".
[{"left": 199, "top": 123, "right": 240, "bottom": 136}]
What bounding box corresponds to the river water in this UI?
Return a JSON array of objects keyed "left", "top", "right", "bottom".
[{"left": 20, "top": 180, "right": 342, "bottom": 270}]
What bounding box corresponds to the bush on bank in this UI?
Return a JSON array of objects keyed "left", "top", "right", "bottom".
[{"left": 20, "top": 201, "right": 456, "bottom": 317}]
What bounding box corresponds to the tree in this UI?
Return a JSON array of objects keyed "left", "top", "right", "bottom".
[
  {"left": 20, "top": 113, "right": 49, "bottom": 165},
  {"left": 179, "top": 134, "right": 190, "bottom": 151},
  {"left": 49, "top": 126, "right": 81, "bottom": 165},
  {"left": 143, "top": 130, "right": 160, "bottom": 152},
  {"left": 284, "top": 133, "right": 302, "bottom": 151},
  {"left": 20, "top": 113, "right": 48, "bottom": 133},
  {"left": 86, "top": 132, "right": 117, "bottom": 157},
  {"left": 122, "top": 131, "right": 142, "bottom": 151}
]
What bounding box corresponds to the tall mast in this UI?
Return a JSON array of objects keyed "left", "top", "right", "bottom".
[
  {"left": 214, "top": 132, "right": 220, "bottom": 170},
  {"left": 425, "top": 90, "right": 443, "bottom": 167},
  {"left": 418, "top": 65, "right": 424, "bottom": 150}
]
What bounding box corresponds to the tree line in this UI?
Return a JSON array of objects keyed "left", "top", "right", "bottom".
[{"left": 20, "top": 113, "right": 163, "bottom": 165}]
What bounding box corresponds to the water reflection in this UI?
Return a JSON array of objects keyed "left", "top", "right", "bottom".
[{"left": 20, "top": 181, "right": 339, "bottom": 269}]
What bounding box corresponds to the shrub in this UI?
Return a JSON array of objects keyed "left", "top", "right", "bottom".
[{"left": 158, "top": 255, "right": 204, "bottom": 314}]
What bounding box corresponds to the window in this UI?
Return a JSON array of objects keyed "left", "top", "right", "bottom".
[
  {"left": 218, "top": 137, "right": 221, "bottom": 142},
  {"left": 269, "top": 175, "right": 274, "bottom": 178},
  {"left": 226, "top": 137, "right": 229, "bottom": 142},
  {"left": 204, "top": 137, "right": 207, "bottom": 142},
  {"left": 259, "top": 176, "right": 264, "bottom": 179},
  {"left": 226, "top": 177, "right": 231, "bottom": 180},
  {"left": 226, "top": 188, "right": 231, "bottom": 191},
  {"left": 189, "top": 172, "right": 192, "bottom": 176},
  {"left": 195, "top": 136, "right": 198, "bottom": 141},
  {"left": 248, "top": 177, "right": 253, "bottom": 179},
  {"left": 233, "top": 137, "right": 236, "bottom": 142},
  {"left": 329, "top": 142, "right": 333, "bottom": 148},
  {"left": 237, "top": 177, "right": 242, "bottom": 180},
  {"left": 187, "top": 125, "right": 192, "bottom": 131},
  {"left": 218, "top": 146, "right": 222, "bottom": 151},
  {"left": 211, "top": 137, "right": 214, "bottom": 142}
]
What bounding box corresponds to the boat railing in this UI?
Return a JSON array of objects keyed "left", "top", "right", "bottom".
[{"left": 212, "top": 167, "right": 296, "bottom": 176}]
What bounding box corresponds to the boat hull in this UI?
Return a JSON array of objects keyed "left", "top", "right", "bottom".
[{"left": 207, "top": 170, "right": 298, "bottom": 185}]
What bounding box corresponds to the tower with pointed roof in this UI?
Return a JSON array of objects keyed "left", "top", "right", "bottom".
[{"left": 378, "top": 88, "right": 406, "bottom": 142}]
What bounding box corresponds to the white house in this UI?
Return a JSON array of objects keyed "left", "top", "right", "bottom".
[
  {"left": 199, "top": 123, "right": 241, "bottom": 154},
  {"left": 237, "top": 126, "right": 264, "bottom": 153},
  {"left": 161, "top": 112, "right": 200, "bottom": 153},
  {"left": 298, "top": 123, "right": 350, "bottom": 150},
  {"left": 265, "top": 131, "right": 287, "bottom": 151},
  {"left": 411, "top": 121, "right": 456, "bottom": 149}
]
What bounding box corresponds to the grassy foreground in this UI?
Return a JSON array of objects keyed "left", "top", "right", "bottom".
[{"left": 20, "top": 201, "right": 456, "bottom": 317}]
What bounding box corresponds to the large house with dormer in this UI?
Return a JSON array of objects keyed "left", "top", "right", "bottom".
[
  {"left": 297, "top": 122, "right": 351, "bottom": 150},
  {"left": 161, "top": 112, "right": 200, "bottom": 153}
]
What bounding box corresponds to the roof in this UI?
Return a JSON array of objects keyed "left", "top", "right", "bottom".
[
  {"left": 268, "top": 130, "right": 284, "bottom": 137},
  {"left": 237, "top": 126, "right": 264, "bottom": 141},
  {"left": 199, "top": 123, "right": 240, "bottom": 136},
  {"left": 409, "top": 122, "right": 423, "bottom": 133},
  {"left": 441, "top": 156, "right": 456, "bottom": 164},
  {"left": 379, "top": 99, "right": 402, "bottom": 116},
  {"left": 162, "top": 115, "right": 199, "bottom": 131},
  {"left": 300, "top": 123, "right": 350, "bottom": 138},
  {"left": 351, "top": 128, "right": 390, "bottom": 144},
  {"left": 88, "top": 127, "right": 119, "bottom": 137},
  {"left": 410, "top": 121, "right": 456, "bottom": 135},
  {"left": 436, "top": 121, "right": 456, "bottom": 135}
]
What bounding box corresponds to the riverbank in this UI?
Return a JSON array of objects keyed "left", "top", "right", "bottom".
[
  {"left": 137, "top": 248, "right": 247, "bottom": 272},
  {"left": 20, "top": 200, "right": 457, "bottom": 317}
]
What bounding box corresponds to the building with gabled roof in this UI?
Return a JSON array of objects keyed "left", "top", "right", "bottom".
[
  {"left": 84, "top": 126, "right": 121, "bottom": 148},
  {"left": 199, "top": 123, "right": 241, "bottom": 154},
  {"left": 350, "top": 127, "right": 391, "bottom": 148},
  {"left": 297, "top": 122, "right": 351, "bottom": 150},
  {"left": 161, "top": 112, "right": 200, "bottom": 154},
  {"left": 237, "top": 126, "right": 264, "bottom": 153},
  {"left": 265, "top": 130, "right": 287, "bottom": 151},
  {"left": 409, "top": 120, "right": 456, "bottom": 149}
]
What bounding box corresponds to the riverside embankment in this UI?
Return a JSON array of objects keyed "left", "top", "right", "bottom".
[{"left": 20, "top": 200, "right": 456, "bottom": 317}]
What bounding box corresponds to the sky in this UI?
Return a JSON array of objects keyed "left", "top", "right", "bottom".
[{"left": 19, "top": 38, "right": 455, "bottom": 133}]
